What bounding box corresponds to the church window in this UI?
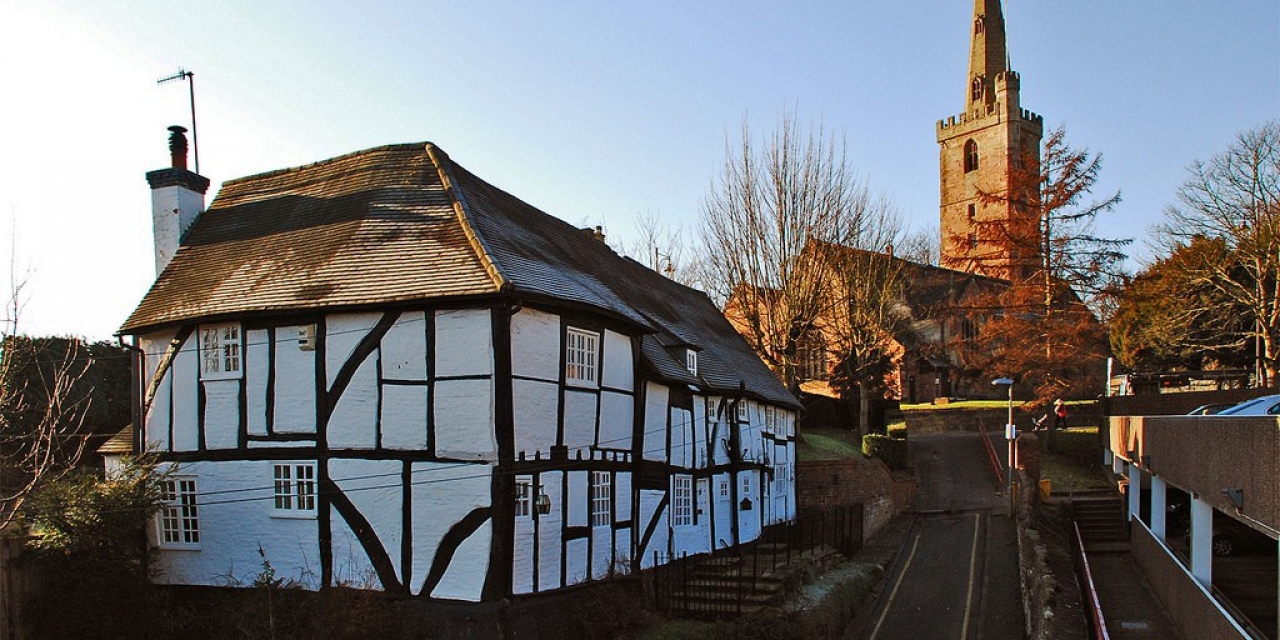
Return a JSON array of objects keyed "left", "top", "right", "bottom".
[
  {"left": 964, "top": 140, "right": 979, "bottom": 173},
  {"left": 974, "top": 16, "right": 985, "bottom": 34},
  {"left": 967, "top": 233, "right": 979, "bottom": 250},
  {"left": 967, "top": 204, "right": 977, "bottom": 223},
  {"left": 970, "top": 77, "right": 983, "bottom": 103}
]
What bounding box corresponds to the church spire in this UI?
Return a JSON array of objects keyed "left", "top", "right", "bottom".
[{"left": 966, "top": 0, "right": 1008, "bottom": 110}]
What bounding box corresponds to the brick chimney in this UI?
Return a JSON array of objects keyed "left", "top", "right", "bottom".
[{"left": 146, "top": 126, "right": 209, "bottom": 275}]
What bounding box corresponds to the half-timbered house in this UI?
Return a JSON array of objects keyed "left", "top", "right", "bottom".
[{"left": 119, "top": 129, "right": 800, "bottom": 601}]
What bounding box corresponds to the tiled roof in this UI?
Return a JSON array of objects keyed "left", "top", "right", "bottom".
[
  {"left": 97, "top": 424, "right": 134, "bottom": 455},
  {"left": 121, "top": 143, "right": 798, "bottom": 409}
]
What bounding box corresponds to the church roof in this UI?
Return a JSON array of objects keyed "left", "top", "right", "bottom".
[{"left": 121, "top": 143, "right": 798, "bottom": 408}]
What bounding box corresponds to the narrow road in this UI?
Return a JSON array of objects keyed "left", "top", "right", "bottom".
[{"left": 856, "top": 432, "right": 1023, "bottom": 640}]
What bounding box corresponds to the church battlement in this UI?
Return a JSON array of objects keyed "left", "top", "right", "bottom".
[{"left": 936, "top": 105, "right": 1042, "bottom": 136}]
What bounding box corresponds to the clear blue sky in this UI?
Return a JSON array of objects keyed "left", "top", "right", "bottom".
[{"left": 2, "top": 0, "right": 1277, "bottom": 340}]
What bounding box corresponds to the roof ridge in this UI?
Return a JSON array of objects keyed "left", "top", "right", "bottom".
[
  {"left": 425, "top": 143, "right": 510, "bottom": 293},
  {"left": 220, "top": 142, "right": 429, "bottom": 188}
]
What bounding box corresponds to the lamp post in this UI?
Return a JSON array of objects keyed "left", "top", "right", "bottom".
[{"left": 992, "top": 378, "right": 1015, "bottom": 511}]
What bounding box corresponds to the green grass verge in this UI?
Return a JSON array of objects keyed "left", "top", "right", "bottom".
[
  {"left": 1039, "top": 427, "right": 1111, "bottom": 493},
  {"left": 901, "top": 399, "right": 1028, "bottom": 411},
  {"left": 796, "top": 427, "right": 864, "bottom": 462}
]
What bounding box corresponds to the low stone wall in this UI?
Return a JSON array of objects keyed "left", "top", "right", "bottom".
[
  {"left": 797, "top": 457, "right": 915, "bottom": 540},
  {"left": 905, "top": 403, "right": 1104, "bottom": 434},
  {"left": 1014, "top": 470, "right": 1086, "bottom": 640}
]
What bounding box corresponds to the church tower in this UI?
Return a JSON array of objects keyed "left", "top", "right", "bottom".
[{"left": 937, "top": 0, "right": 1043, "bottom": 280}]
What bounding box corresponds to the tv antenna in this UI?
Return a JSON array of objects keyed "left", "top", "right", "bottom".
[{"left": 157, "top": 68, "right": 199, "bottom": 173}]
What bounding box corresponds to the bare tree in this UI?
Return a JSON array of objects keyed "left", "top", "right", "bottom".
[
  {"left": 704, "top": 114, "right": 899, "bottom": 399},
  {"left": 820, "top": 200, "right": 909, "bottom": 433},
  {"left": 1157, "top": 121, "right": 1280, "bottom": 386},
  {"left": 624, "top": 211, "right": 702, "bottom": 287},
  {"left": 0, "top": 247, "right": 94, "bottom": 529}
]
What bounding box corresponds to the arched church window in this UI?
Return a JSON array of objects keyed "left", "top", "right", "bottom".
[
  {"left": 974, "top": 17, "right": 985, "bottom": 34},
  {"left": 971, "top": 77, "right": 983, "bottom": 102},
  {"left": 964, "top": 139, "right": 979, "bottom": 173}
]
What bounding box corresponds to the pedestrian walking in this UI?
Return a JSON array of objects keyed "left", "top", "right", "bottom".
[{"left": 1053, "top": 398, "right": 1067, "bottom": 429}]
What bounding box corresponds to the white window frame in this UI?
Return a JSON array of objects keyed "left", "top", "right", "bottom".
[
  {"left": 200, "top": 323, "right": 243, "bottom": 380},
  {"left": 672, "top": 476, "right": 693, "bottom": 527},
  {"left": 741, "top": 475, "right": 751, "bottom": 497},
  {"left": 719, "top": 479, "right": 730, "bottom": 501},
  {"left": 515, "top": 480, "right": 532, "bottom": 518},
  {"left": 158, "top": 476, "right": 200, "bottom": 549},
  {"left": 685, "top": 349, "right": 698, "bottom": 376},
  {"left": 590, "top": 471, "right": 611, "bottom": 527},
  {"left": 565, "top": 328, "right": 599, "bottom": 386},
  {"left": 272, "top": 463, "right": 317, "bottom": 518},
  {"left": 736, "top": 399, "right": 749, "bottom": 423}
]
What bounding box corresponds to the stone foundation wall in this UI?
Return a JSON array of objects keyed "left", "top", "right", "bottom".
[{"left": 797, "top": 457, "right": 915, "bottom": 540}]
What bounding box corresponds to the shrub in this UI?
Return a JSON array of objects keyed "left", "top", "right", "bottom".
[
  {"left": 886, "top": 422, "right": 908, "bottom": 440},
  {"left": 862, "top": 434, "right": 909, "bottom": 470}
]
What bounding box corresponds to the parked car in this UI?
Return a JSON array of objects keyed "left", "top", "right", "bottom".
[
  {"left": 1186, "top": 403, "right": 1236, "bottom": 415},
  {"left": 1166, "top": 496, "right": 1275, "bottom": 556},
  {"left": 1213, "top": 394, "right": 1280, "bottom": 416}
]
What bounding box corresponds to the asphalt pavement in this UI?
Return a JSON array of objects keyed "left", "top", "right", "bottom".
[{"left": 850, "top": 432, "right": 1023, "bottom": 640}]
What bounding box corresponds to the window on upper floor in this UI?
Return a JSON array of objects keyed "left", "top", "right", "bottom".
[
  {"left": 736, "top": 399, "right": 749, "bottom": 423},
  {"left": 970, "top": 77, "right": 984, "bottom": 103},
  {"left": 200, "top": 323, "right": 242, "bottom": 379},
  {"left": 685, "top": 349, "right": 698, "bottom": 376},
  {"left": 672, "top": 476, "right": 693, "bottom": 527},
  {"left": 590, "top": 471, "right": 611, "bottom": 527},
  {"left": 272, "top": 463, "right": 316, "bottom": 517},
  {"left": 967, "top": 203, "right": 977, "bottom": 223},
  {"left": 515, "top": 480, "right": 532, "bottom": 518},
  {"left": 964, "top": 139, "right": 979, "bottom": 173},
  {"left": 158, "top": 476, "right": 200, "bottom": 549},
  {"left": 565, "top": 328, "right": 599, "bottom": 385}
]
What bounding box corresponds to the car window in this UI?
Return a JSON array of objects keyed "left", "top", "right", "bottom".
[{"left": 1268, "top": 402, "right": 1280, "bottom": 415}]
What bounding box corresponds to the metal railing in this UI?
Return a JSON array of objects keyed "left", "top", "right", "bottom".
[
  {"left": 1071, "top": 521, "right": 1111, "bottom": 640},
  {"left": 651, "top": 505, "right": 862, "bottom": 618}
]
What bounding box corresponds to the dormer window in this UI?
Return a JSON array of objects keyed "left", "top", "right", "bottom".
[
  {"left": 200, "top": 324, "right": 242, "bottom": 379},
  {"left": 685, "top": 349, "right": 698, "bottom": 376}
]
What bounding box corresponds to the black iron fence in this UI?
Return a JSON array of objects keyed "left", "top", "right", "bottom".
[{"left": 651, "top": 505, "right": 862, "bottom": 619}]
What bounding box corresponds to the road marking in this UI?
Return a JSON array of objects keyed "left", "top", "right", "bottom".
[
  {"left": 868, "top": 527, "right": 923, "bottom": 640},
  {"left": 959, "top": 512, "right": 981, "bottom": 640}
]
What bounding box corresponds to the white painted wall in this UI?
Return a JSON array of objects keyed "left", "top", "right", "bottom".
[
  {"left": 382, "top": 311, "right": 427, "bottom": 380},
  {"left": 434, "top": 379, "right": 496, "bottom": 459},
  {"left": 328, "top": 357, "right": 378, "bottom": 449},
  {"left": 273, "top": 326, "right": 317, "bottom": 434},
  {"left": 643, "top": 383, "right": 668, "bottom": 462},
  {"left": 436, "top": 309, "right": 492, "bottom": 378},
  {"left": 601, "top": 330, "right": 633, "bottom": 391},
  {"left": 511, "top": 309, "right": 559, "bottom": 381},
  {"left": 513, "top": 378, "right": 558, "bottom": 455},
  {"left": 410, "top": 462, "right": 492, "bottom": 599},
  {"left": 151, "top": 460, "right": 321, "bottom": 589}
]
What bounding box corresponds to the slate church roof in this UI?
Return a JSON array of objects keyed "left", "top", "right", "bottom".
[{"left": 122, "top": 142, "right": 799, "bottom": 409}]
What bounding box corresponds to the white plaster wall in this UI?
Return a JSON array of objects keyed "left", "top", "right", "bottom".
[
  {"left": 203, "top": 380, "right": 240, "bottom": 449},
  {"left": 330, "top": 459, "right": 403, "bottom": 586},
  {"left": 693, "top": 398, "right": 708, "bottom": 468},
  {"left": 381, "top": 311, "right": 427, "bottom": 380},
  {"left": 325, "top": 312, "right": 383, "bottom": 388},
  {"left": 435, "top": 309, "right": 492, "bottom": 378},
  {"left": 327, "top": 357, "right": 378, "bottom": 449},
  {"left": 381, "top": 384, "right": 428, "bottom": 450},
  {"left": 434, "top": 379, "right": 496, "bottom": 459},
  {"left": 513, "top": 379, "right": 558, "bottom": 456},
  {"left": 151, "top": 460, "right": 320, "bottom": 589},
  {"left": 637, "top": 489, "right": 669, "bottom": 568},
  {"left": 562, "top": 390, "right": 597, "bottom": 453},
  {"left": 431, "top": 520, "right": 492, "bottom": 601},
  {"left": 601, "top": 330, "right": 633, "bottom": 391},
  {"left": 591, "top": 524, "right": 612, "bottom": 580},
  {"left": 245, "top": 329, "right": 270, "bottom": 437},
  {"left": 565, "top": 538, "right": 588, "bottom": 586},
  {"left": 566, "top": 470, "right": 587, "bottom": 527},
  {"left": 642, "top": 383, "right": 668, "bottom": 462},
  {"left": 598, "top": 391, "right": 632, "bottom": 450},
  {"left": 670, "top": 408, "right": 692, "bottom": 467},
  {"left": 274, "top": 326, "right": 317, "bottom": 434},
  {"left": 140, "top": 333, "right": 173, "bottom": 450},
  {"left": 171, "top": 343, "right": 200, "bottom": 451},
  {"left": 410, "top": 462, "right": 492, "bottom": 598},
  {"left": 537, "top": 471, "right": 564, "bottom": 592},
  {"left": 151, "top": 185, "right": 204, "bottom": 274},
  {"left": 330, "top": 517, "right": 380, "bottom": 589},
  {"left": 510, "top": 308, "right": 559, "bottom": 381},
  {"left": 512, "top": 474, "right": 536, "bottom": 595}
]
